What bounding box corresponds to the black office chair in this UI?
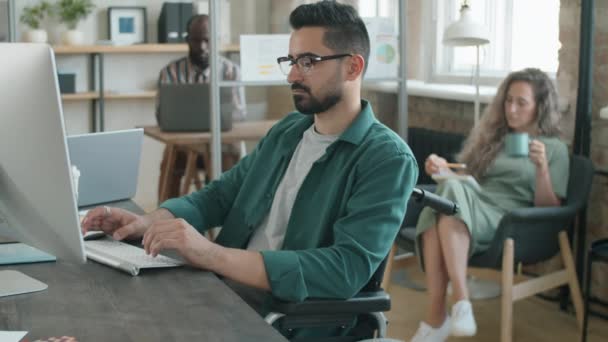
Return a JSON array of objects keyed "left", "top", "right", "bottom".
[
  {"left": 265, "top": 258, "right": 391, "bottom": 342},
  {"left": 264, "top": 189, "right": 459, "bottom": 342},
  {"left": 406, "top": 127, "right": 466, "bottom": 185},
  {"left": 393, "top": 155, "right": 594, "bottom": 342}
]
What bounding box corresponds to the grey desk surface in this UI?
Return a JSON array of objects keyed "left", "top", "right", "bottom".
[{"left": 0, "top": 200, "right": 286, "bottom": 342}]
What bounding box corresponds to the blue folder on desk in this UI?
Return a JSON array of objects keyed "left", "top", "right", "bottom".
[{"left": 0, "top": 243, "right": 56, "bottom": 265}]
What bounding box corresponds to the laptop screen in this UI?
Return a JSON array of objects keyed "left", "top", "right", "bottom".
[
  {"left": 67, "top": 129, "right": 143, "bottom": 207},
  {"left": 158, "top": 83, "right": 234, "bottom": 132}
]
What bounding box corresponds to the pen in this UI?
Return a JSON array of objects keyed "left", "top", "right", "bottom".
[{"left": 446, "top": 163, "right": 467, "bottom": 169}]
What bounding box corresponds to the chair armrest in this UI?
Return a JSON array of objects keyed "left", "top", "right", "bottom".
[
  {"left": 267, "top": 291, "right": 391, "bottom": 316},
  {"left": 592, "top": 238, "right": 608, "bottom": 249},
  {"left": 498, "top": 205, "right": 577, "bottom": 226},
  {"left": 473, "top": 204, "right": 580, "bottom": 267}
]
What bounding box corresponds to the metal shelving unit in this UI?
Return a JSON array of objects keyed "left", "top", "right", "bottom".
[{"left": 53, "top": 44, "right": 238, "bottom": 132}]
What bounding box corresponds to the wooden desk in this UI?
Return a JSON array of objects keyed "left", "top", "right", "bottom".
[
  {"left": 0, "top": 200, "right": 286, "bottom": 342},
  {"left": 143, "top": 120, "right": 277, "bottom": 203}
]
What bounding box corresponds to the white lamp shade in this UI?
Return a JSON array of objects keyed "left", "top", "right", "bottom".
[{"left": 443, "top": 5, "right": 490, "bottom": 46}]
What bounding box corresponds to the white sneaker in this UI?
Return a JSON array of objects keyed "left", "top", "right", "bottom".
[
  {"left": 410, "top": 316, "right": 451, "bottom": 342},
  {"left": 450, "top": 299, "right": 477, "bottom": 336}
]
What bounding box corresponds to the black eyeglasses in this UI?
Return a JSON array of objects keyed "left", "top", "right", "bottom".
[{"left": 277, "top": 53, "right": 353, "bottom": 75}]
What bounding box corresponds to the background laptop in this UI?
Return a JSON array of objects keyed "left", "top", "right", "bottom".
[
  {"left": 158, "top": 83, "right": 233, "bottom": 132},
  {"left": 67, "top": 129, "right": 143, "bottom": 207}
]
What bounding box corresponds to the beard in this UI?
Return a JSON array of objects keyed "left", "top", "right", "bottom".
[
  {"left": 291, "top": 82, "right": 342, "bottom": 115},
  {"left": 190, "top": 52, "right": 209, "bottom": 70}
]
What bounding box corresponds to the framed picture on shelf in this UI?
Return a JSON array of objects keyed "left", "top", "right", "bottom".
[{"left": 107, "top": 6, "right": 147, "bottom": 45}]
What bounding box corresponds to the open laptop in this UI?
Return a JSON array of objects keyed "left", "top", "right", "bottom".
[
  {"left": 67, "top": 129, "right": 143, "bottom": 207},
  {"left": 158, "top": 83, "right": 233, "bottom": 132}
]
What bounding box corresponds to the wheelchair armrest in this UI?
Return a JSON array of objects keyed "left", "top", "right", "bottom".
[
  {"left": 416, "top": 183, "right": 437, "bottom": 193},
  {"left": 402, "top": 183, "right": 437, "bottom": 227},
  {"left": 267, "top": 291, "right": 391, "bottom": 316}
]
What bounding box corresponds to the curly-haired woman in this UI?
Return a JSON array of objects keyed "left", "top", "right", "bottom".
[{"left": 411, "top": 68, "right": 569, "bottom": 342}]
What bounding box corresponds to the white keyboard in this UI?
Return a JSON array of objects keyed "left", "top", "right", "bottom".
[{"left": 85, "top": 237, "right": 183, "bottom": 276}]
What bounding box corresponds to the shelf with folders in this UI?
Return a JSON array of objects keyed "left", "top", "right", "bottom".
[
  {"left": 53, "top": 44, "right": 239, "bottom": 55},
  {"left": 61, "top": 91, "right": 157, "bottom": 102},
  {"left": 55, "top": 43, "right": 241, "bottom": 132}
]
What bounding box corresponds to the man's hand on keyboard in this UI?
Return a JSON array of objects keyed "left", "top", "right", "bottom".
[
  {"left": 81, "top": 206, "right": 151, "bottom": 241},
  {"left": 142, "top": 218, "right": 217, "bottom": 270}
]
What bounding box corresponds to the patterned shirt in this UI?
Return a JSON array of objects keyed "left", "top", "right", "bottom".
[{"left": 156, "top": 55, "right": 246, "bottom": 122}]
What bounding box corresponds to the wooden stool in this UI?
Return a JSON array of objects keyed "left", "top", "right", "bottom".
[
  {"left": 180, "top": 143, "right": 241, "bottom": 196},
  {"left": 181, "top": 144, "right": 212, "bottom": 196}
]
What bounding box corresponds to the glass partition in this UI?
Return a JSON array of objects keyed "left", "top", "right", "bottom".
[{"left": 208, "top": 0, "right": 406, "bottom": 176}]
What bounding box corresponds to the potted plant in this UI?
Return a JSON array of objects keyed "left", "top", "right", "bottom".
[
  {"left": 20, "top": 1, "right": 52, "bottom": 43},
  {"left": 55, "top": 0, "right": 95, "bottom": 45}
]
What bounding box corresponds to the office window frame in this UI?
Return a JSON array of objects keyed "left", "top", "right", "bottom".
[{"left": 424, "top": 0, "right": 559, "bottom": 86}]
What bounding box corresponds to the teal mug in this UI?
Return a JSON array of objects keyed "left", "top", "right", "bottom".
[{"left": 505, "top": 133, "right": 529, "bottom": 157}]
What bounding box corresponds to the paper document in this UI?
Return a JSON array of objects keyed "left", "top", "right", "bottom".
[
  {"left": 240, "top": 34, "right": 290, "bottom": 81},
  {"left": 362, "top": 17, "right": 398, "bottom": 79}
]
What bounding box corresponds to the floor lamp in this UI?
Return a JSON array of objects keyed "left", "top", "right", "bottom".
[
  {"left": 443, "top": 1, "right": 490, "bottom": 126},
  {"left": 444, "top": 1, "right": 496, "bottom": 299}
]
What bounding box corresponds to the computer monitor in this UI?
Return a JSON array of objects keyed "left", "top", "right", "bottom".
[{"left": 0, "top": 43, "right": 85, "bottom": 264}]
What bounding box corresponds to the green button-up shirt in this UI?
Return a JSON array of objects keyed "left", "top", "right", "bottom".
[{"left": 160, "top": 100, "right": 417, "bottom": 302}]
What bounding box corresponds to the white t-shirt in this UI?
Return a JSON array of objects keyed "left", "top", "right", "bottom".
[{"left": 247, "top": 124, "right": 339, "bottom": 251}]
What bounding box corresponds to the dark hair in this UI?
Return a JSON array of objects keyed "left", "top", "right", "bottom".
[
  {"left": 186, "top": 14, "right": 209, "bottom": 35},
  {"left": 289, "top": 1, "right": 370, "bottom": 75}
]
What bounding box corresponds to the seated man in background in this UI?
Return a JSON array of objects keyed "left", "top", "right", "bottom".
[
  {"left": 85, "top": 1, "right": 416, "bottom": 339},
  {"left": 156, "top": 14, "right": 246, "bottom": 200}
]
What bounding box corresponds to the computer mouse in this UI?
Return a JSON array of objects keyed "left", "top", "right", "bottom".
[{"left": 83, "top": 231, "right": 107, "bottom": 241}]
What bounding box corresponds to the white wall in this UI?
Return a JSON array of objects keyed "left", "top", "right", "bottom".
[{"left": 14, "top": 0, "right": 272, "bottom": 211}]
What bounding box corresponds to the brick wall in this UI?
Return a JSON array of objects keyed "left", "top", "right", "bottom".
[
  {"left": 361, "top": 90, "right": 479, "bottom": 136},
  {"left": 406, "top": 96, "right": 478, "bottom": 135}
]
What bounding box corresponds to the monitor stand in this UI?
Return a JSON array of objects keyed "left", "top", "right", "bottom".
[
  {"left": 0, "top": 269, "right": 47, "bottom": 298},
  {"left": 0, "top": 236, "right": 53, "bottom": 298}
]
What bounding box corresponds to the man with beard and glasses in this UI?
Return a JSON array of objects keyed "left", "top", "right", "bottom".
[
  {"left": 155, "top": 14, "right": 246, "bottom": 200},
  {"left": 83, "top": 1, "right": 416, "bottom": 339}
]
